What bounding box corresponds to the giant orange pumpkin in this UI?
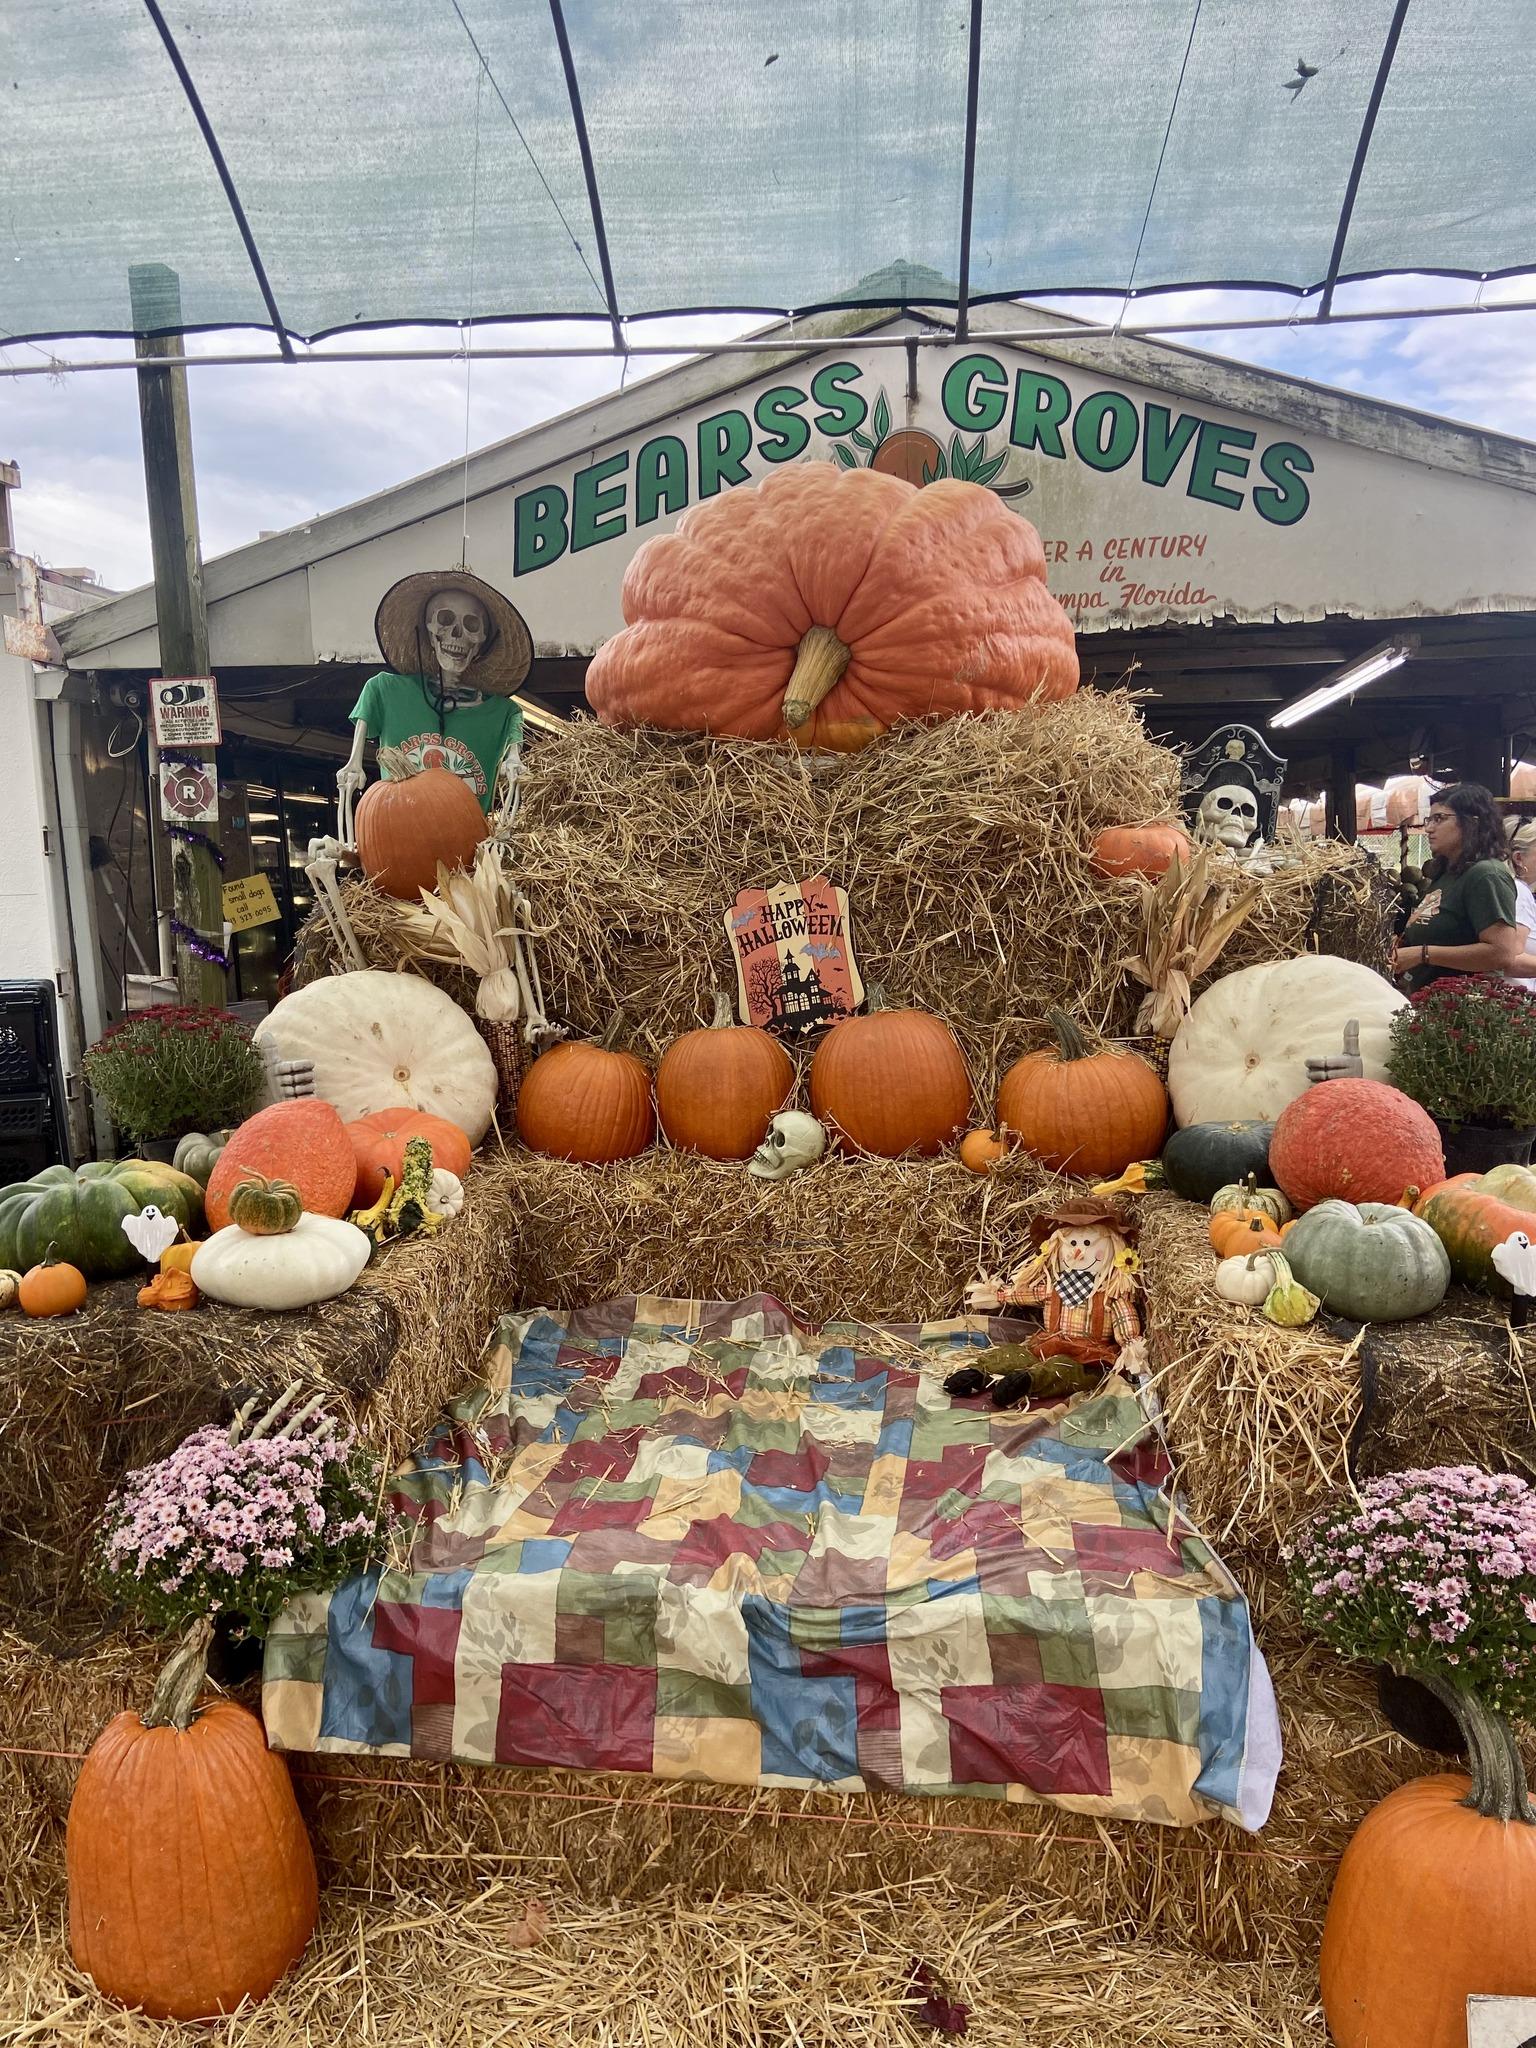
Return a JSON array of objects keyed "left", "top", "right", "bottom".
[
  {"left": 517, "top": 1017, "right": 655, "bottom": 1163},
  {"left": 656, "top": 994, "right": 794, "bottom": 1161},
  {"left": 68, "top": 1624, "right": 318, "bottom": 2020},
  {"left": 809, "top": 990, "right": 971, "bottom": 1156},
  {"left": 585, "top": 465, "right": 1079, "bottom": 753},
  {"left": 997, "top": 1012, "right": 1168, "bottom": 1179},
  {"left": 205, "top": 1100, "right": 358, "bottom": 1230},
  {"left": 348, "top": 1105, "right": 475, "bottom": 1204},
  {"left": 1269, "top": 1078, "right": 1444, "bottom": 1212},
  {"left": 355, "top": 760, "right": 485, "bottom": 900}
]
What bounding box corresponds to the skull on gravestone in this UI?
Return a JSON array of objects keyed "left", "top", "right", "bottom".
[
  {"left": 423, "top": 586, "right": 489, "bottom": 685},
  {"left": 1195, "top": 781, "right": 1260, "bottom": 851},
  {"left": 748, "top": 1110, "right": 828, "bottom": 1181}
]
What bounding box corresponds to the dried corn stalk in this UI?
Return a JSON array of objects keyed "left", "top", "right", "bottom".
[
  {"left": 396, "top": 842, "right": 554, "bottom": 1038},
  {"left": 1118, "top": 847, "right": 1263, "bottom": 1040}
]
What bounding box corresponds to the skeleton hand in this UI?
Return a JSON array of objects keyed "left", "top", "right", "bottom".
[
  {"left": 1306, "top": 1019, "right": 1363, "bottom": 1086},
  {"left": 336, "top": 761, "right": 367, "bottom": 845},
  {"left": 965, "top": 1274, "right": 1006, "bottom": 1313}
]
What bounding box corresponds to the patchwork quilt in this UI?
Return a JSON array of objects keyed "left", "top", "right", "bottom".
[{"left": 264, "top": 1295, "right": 1280, "bottom": 1828}]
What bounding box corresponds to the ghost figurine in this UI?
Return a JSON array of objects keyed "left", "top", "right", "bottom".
[
  {"left": 120, "top": 1203, "right": 182, "bottom": 1265},
  {"left": 748, "top": 1110, "right": 827, "bottom": 1180},
  {"left": 1493, "top": 1230, "right": 1536, "bottom": 1326}
]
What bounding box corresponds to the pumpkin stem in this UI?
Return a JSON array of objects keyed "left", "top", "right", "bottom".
[
  {"left": 1418, "top": 1675, "right": 1536, "bottom": 1823},
  {"left": 598, "top": 1009, "right": 627, "bottom": 1051},
  {"left": 782, "top": 626, "right": 852, "bottom": 731},
  {"left": 1046, "top": 1009, "right": 1091, "bottom": 1063},
  {"left": 142, "top": 1616, "right": 215, "bottom": 1732},
  {"left": 864, "top": 984, "right": 891, "bottom": 1014},
  {"left": 708, "top": 991, "right": 735, "bottom": 1031}
]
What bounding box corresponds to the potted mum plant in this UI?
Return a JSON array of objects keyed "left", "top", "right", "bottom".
[
  {"left": 84, "top": 1004, "right": 266, "bottom": 1159},
  {"left": 1288, "top": 1466, "right": 1536, "bottom": 2048},
  {"left": 1386, "top": 974, "right": 1536, "bottom": 1174}
]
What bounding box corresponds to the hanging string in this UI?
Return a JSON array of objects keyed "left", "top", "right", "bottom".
[
  {"left": 459, "top": 63, "right": 485, "bottom": 572},
  {"left": 1114, "top": 0, "right": 1204, "bottom": 337}
]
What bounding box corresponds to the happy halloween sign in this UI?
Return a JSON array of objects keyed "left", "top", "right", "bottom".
[{"left": 725, "top": 878, "right": 864, "bottom": 1044}]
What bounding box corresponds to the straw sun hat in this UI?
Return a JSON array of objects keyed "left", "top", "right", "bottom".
[{"left": 374, "top": 569, "right": 533, "bottom": 697}]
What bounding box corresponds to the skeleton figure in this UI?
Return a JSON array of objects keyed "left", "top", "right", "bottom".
[
  {"left": 1195, "top": 781, "right": 1260, "bottom": 851},
  {"left": 748, "top": 1111, "right": 827, "bottom": 1180}
]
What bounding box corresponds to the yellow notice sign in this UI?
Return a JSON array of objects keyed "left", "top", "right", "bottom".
[{"left": 221, "top": 873, "right": 281, "bottom": 932}]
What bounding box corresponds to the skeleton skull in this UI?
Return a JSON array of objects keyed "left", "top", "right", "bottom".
[
  {"left": 423, "top": 586, "right": 489, "bottom": 684},
  {"left": 748, "top": 1110, "right": 827, "bottom": 1181},
  {"left": 1195, "top": 781, "right": 1260, "bottom": 850}
]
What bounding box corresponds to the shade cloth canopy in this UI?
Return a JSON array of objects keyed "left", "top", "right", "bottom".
[{"left": 5, "top": 0, "right": 1533, "bottom": 349}]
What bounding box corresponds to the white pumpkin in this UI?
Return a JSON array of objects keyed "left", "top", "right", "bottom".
[
  {"left": 1168, "top": 955, "right": 1404, "bottom": 1127},
  {"left": 1213, "top": 1249, "right": 1287, "bottom": 1306},
  {"left": 191, "top": 1212, "right": 372, "bottom": 1310},
  {"left": 254, "top": 971, "right": 497, "bottom": 1143}
]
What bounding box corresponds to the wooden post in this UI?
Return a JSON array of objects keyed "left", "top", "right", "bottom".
[
  {"left": 1326, "top": 743, "right": 1358, "bottom": 844},
  {"left": 130, "top": 264, "right": 227, "bottom": 1008}
]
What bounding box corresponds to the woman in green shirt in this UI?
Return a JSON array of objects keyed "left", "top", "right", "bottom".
[{"left": 1390, "top": 783, "right": 1524, "bottom": 992}]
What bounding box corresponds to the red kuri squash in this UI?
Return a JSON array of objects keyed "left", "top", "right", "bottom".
[
  {"left": 1269, "top": 1078, "right": 1445, "bottom": 1213},
  {"left": 354, "top": 759, "right": 485, "bottom": 900},
  {"left": 809, "top": 989, "right": 971, "bottom": 1156},
  {"left": 997, "top": 1011, "right": 1168, "bottom": 1179},
  {"left": 204, "top": 1101, "right": 358, "bottom": 1231},
  {"left": 516, "top": 1016, "right": 655, "bottom": 1164},
  {"left": 67, "top": 1623, "right": 318, "bottom": 2020},
  {"left": 655, "top": 994, "right": 794, "bottom": 1161},
  {"left": 585, "top": 465, "right": 1079, "bottom": 753},
  {"left": 348, "top": 1106, "right": 475, "bottom": 1205}
]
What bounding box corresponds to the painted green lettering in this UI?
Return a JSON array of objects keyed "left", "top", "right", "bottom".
[
  {"left": 810, "top": 361, "right": 868, "bottom": 437},
  {"left": 513, "top": 483, "right": 568, "bottom": 575},
  {"left": 1141, "top": 405, "right": 1201, "bottom": 488},
  {"left": 570, "top": 450, "right": 630, "bottom": 552},
  {"left": 754, "top": 385, "right": 812, "bottom": 463},
  {"left": 697, "top": 409, "right": 753, "bottom": 497},
  {"left": 941, "top": 353, "right": 1008, "bottom": 433},
  {"left": 1010, "top": 371, "right": 1070, "bottom": 458},
  {"left": 1254, "top": 440, "right": 1314, "bottom": 526},
  {"left": 1187, "top": 422, "right": 1256, "bottom": 511},
  {"left": 1072, "top": 391, "right": 1139, "bottom": 472},
  {"left": 635, "top": 435, "right": 689, "bottom": 526}
]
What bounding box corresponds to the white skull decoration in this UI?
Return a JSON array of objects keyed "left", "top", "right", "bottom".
[
  {"left": 423, "top": 586, "right": 489, "bottom": 685},
  {"left": 748, "top": 1110, "right": 827, "bottom": 1181},
  {"left": 1195, "top": 781, "right": 1260, "bottom": 851}
]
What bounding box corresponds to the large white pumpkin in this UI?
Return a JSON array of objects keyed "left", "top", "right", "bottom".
[
  {"left": 255, "top": 971, "right": 497, "bottom": 1142},
  {"left": 1168, "top": 955, "right": 1405, "bottom": 1127},
  {"left": 192, "top": 1213, "right": 372, "bottom": 1310}
]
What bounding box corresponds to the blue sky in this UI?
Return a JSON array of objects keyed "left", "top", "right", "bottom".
[{"left": 5, "top": 276, "right": 1535, "bottom": 592}]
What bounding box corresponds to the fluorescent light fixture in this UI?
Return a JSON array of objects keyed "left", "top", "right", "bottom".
[
  {"left": 1269, "top": 637, "right": 1418, "bottom": 731},
  {"left": 282, "top": 791, "right": 330, "bottom": 806}
]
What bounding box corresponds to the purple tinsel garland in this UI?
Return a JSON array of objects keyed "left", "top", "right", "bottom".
[
  {"left": 169, "top": 916, "right": 232, "bottom": 972},
  {"left": 167, "top": 823, "right": 226, "bottom": 869}
]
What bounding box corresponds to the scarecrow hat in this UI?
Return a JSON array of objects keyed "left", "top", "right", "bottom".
[
  {"left": 375, "top": 568, "right": 533, "bottom": 697},
  {"left": 1031, "top": 1201, "right": 1138, "bottom": 1248}
]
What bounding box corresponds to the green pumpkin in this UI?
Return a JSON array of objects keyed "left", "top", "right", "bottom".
[
  {"left": 0, "top": 1162, "right": 201, "bottom": 1278},
  {"left": 172, "top": 1129, "right": 234, "bottom": 1188},
  {"left": 1283, "top": 1198, "right": 1450, "bottom": 1323},
  {"left": 1161, "top": 1120, "right": 1275, "bottom": 1204},
  {"left": 1210, "top": 1173, "right": 1293, "bottom": 1227}
]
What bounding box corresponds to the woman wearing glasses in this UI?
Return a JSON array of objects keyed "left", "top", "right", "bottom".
[{"left": 1389, "top": 783, "right": 1525, "bottom": 991}]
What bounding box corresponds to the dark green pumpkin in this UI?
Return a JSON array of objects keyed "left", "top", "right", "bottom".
[
  {"left": 0, "top": 1163, "right": 200, "bottom": 1278},
  {"left": 1161, "top": 1120, "right": 1275, "bottom": 1204}
]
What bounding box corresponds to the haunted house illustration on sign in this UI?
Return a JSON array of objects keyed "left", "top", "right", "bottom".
[{"left": 725, "top": 877, "right": 865, "bottom": 1044}]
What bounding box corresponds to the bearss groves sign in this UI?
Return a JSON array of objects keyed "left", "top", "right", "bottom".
[{"left": 725, "top": 878, "right": 864, "bottom": 1045}]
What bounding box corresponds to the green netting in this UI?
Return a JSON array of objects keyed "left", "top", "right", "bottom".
[{"left": 4, "top": 0, "right": 1534, "bottom": 348}]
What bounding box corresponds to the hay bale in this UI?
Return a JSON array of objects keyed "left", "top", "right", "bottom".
[{"left": 295, "top": 707, "right": 1386, "bottom": 1098}]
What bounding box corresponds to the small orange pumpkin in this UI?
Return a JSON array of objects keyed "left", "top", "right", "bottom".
[
  {"left": 159, "top": 1240, "right": 199, "bottom": 1275},
  {"left": 1209, "top": 1211, "right": 1285, "bottom": 1257},
  {"left": 18, "top": 1252, "right": 87, "bottom": 1318},
  {"left": 137, "top": 1268, "right": 200, "bottom": 1312},
  {"left": 655, "top": 993, "right": 794, "bottom": 1161},
  {"left": 997, "top": 1011, "right": 1168, "bottom": 1179},
  {"left": 809, "top": 988, "right": 971, "bottom": 1158},
  {"left": 517, "top": 1014, "right": 655, "bottom": 1164},
  {"left": 354, "top": 758, "right": 486, "bottom": 900},
  {"left": 1088, "top": 823, "right": 1191, "bottom": 879},
  {"left": 959, "top": 1128, "right": 1009, "bottom": 1173}
]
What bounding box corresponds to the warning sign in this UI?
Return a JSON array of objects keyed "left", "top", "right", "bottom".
[
  {"left": 159, "top": 756, "right": 220, "bottom": 825},
  {"left": 221, "top": 873, "right": 281, "bottom": 932},
  {"left": 151, "top": 675, "right": 222, "bottom": 748}
]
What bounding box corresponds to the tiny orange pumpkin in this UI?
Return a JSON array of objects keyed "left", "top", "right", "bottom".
[
  {"left": 959, "top": 1129, "right": 1009, "bottom": 1174},
  {"left": 1209, "top": 1211, "right": 1285, "bottom": 1258},
  {"left": 18, "top": 1253, "right": 87, "bottom": 1318}
]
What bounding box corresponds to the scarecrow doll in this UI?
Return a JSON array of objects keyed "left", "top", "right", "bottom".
[{"left": 946, "top": 1201, "right": 1147, "bottom": 1409}]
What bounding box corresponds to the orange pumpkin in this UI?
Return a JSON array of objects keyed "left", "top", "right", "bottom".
[
  {"left": 809, "top": 990, "right": 971, "bottom": 1157},
  {"left": 959, "top": 1127, "right": 1010, "bottom": 1173},
  {"left": 997, "top": 1012, "right": 1168, "bottom": 1179},
  {"left": 137, "top": 1268, "right": 200, "bottom": 1311},
  {"left": 1088, "top": 823, "right": 1191, "bottom": 879},
  {"left": 1209, "top": 1210, "right": 1286, "bottom": 1257},
  {"left": 517, "top": 1016, "right": 655, "bottom": 1164},
  {"left": 348, "top": 1106, "right": 475, "bottom": 1205},
  {"left": 585, "top": 465, "right": 1079, "bottom": 753},
  {"left": 656, "top": 994, "right": 794, "bottom": 1161},
  {"left": 68, "top": 1623, "right": 317, "bottom": 2021},
  {"left": 355, "top": 760, "right": 485, "bottom": 901},
  {"left": 18, "top": 1253, "right": 87, "bottom": 1317},
  {"left": 205, "top": 1101, "right": 358, "bottom": 1231}
]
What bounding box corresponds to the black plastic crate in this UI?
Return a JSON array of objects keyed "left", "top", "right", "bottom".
[
  {"left": 0, "top": 1093, "right": 48, "bottom": 1140},
  {"left": 0, "top": 983, "right": 69, "bottom": 1171}
]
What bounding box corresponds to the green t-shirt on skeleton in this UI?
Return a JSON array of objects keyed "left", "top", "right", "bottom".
[
  {"left": 1401, "top": 857, "right": 1518, "bottom": 991},
  {"left": 349, "top": 671, "right": 523, "bottom": 815}
]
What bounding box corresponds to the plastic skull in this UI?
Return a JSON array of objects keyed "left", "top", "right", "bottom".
[
  {"left": 423, "top": 586, "right": 489, "bottom": 684},
  {"left": 1195, "top": 781, "right": 1259, "bottom": 850},
  {"left": 748, "top": 1110, "right": 827, "bottom": 1181}
]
